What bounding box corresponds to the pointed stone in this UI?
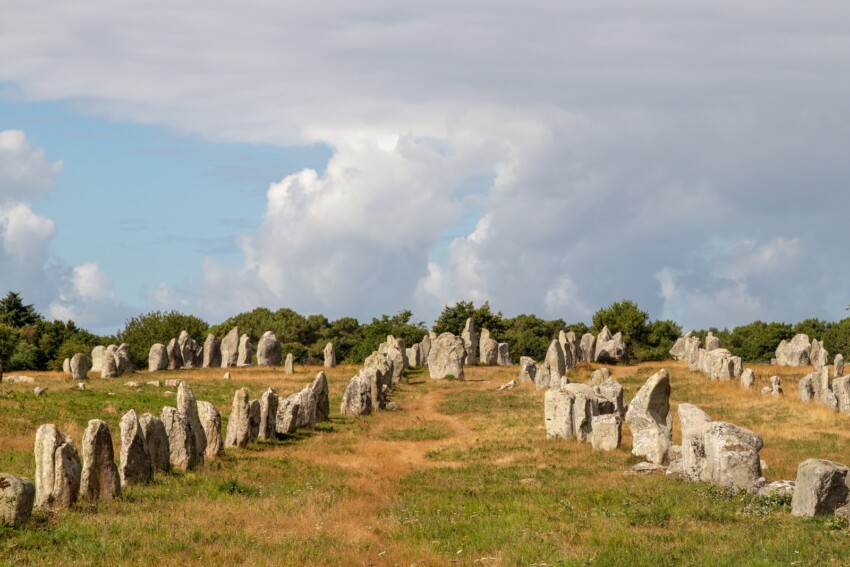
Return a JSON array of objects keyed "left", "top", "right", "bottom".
[
  {"left": 119, "top": 409, "right": 152, "bottom": 486},
  {"left": 177, "top": 381, "right": 206, "bottom": 463},
  {"left": 197, "top": 401, "right": 223, "bottom": 458},
  {"left": 80, "top": 419, "right": 121, "bottom": 501},
  {"left": 224, "top": 388, "right": 251, "bottom": 448}
]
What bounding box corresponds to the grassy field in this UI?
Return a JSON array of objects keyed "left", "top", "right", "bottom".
[{"left": 1, "top": 361, "right": 849, "bottom": 566}]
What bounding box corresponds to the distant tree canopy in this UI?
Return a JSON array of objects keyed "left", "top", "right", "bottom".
[
  {"left": 116, "top": 310, "right": 210, "bottom": 369},
  {"left": 0, "top": 292, "right": 42, "bottom": 328}
]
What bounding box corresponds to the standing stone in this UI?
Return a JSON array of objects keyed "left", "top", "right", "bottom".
[
  {"left": 420, "top": 334, "right": 432, "bottom": 365},
  {"left": 248, "top": 399, "right": 261, "bottom": 438},
  {"left": 497, "top": 343, "right": 511, "bottom": 366},
  {"left": 258, "top": 388, "right": 279, "bottom": 440},
  {"left": 590, "top": 414, "right": 621, "bottom": 451},
  {"left": 678, "top": 403, "right": 712, "bottom": 482},
  {"left": 148, "top": 344, "right": 168, "bottom": 372},
  {"left": 558, "top": 331, "right": 571, "bottom": 369},
  {"left": 428, "top": 333, "right": 465, "bottom": 380},
  {"left": 740, "top": 368, "right": 755, "bottom": 389},
  {"left": 101, "top": 352, "right": 119, "bottom": 378},
  {"left": 166, "top": 338, "right": 183, "bottom": 370},
  {"left": 0, "top": 473, "right": 35, "bottom": 526},
  {"left": 220, "top": 327, "right": 240, "bottom": 368},
  {"left": 791, "top": 459, "right": 850, "bottom": 517},
  {"left": 34, "top": 424, "right": 81, "bottom": 511},
  {"left": 770, "top": 375, "right": 783, "bottom": 397},
  {"left": 340, "top": 374, "right": 372, "bottom": 416},
  {"left": 479, "top": 329, "right": 498, "bottom": 366},
  {"left": 703, "top": 422, "right": 763, "bottom": 491},
  {"left": 284, "top": 353, "right": 294, "bottom": 375},
  {"left": 63, "top": 358, "right": 71, "bottom": 374},
  {"left": 811, "top": 339, "right": 828, "bottom": 371},
  {"left": 380, "top": 340, "right": 405, "bottom": 384},
  {"left": 545, "top": 340, "right": 566, "bottom": 379},
  {"left": 119, "top": 409, "right": 152, "bottom": 487},
  {"left": 799, "top": 373, "right": 815, "bottom": 402},
  {"left": 323, "top": 342, "right": 337, "bottom": 368},
  {"left": 669, "top": 337, "right": 688, "bottom": 360},
  {"left": 237, "top": 334, "right": 253, "bottom": 367},
  {"left": 595, "top": 327, "right": 626, "bottom": 363},
  {"left": 589, "top": 368, "right": 610, "bottom": 386},
  {"left": 705, "top": 332, "right": 721, "bottom": 351},
  {"left": 161, "top": 407, "right": 197, "bottom": 471},
  {"left": 775, "top": 334, "right": 812, "bottom": 367},
  {"left": 534, "top": 362, "right": 555, "bottom": 391},
  {"left": 544, "top": 388, "right": 575, "bottom": 439},
  {"left": 593, "top": 379, "right": 625, "bottom": 418},
  {"left": 835, "top": 354, "right": 845, "bottom": 379},
  {"left": 832, "top": 375, "right": 850, "bottom": 414},
  {"left": 518, "top": 356, "right": 537, "bottom": 383},
  {"left": 564, "top": 331, "right": 579, "bottom": 369},
  {"left": 70, "top": 353, "right": 90, "bottom": 379},
  {"left": 257, "top": 331, "right": 282, "bottom": 366},
  {"left": 408, "top": 343, "right": 422, "bottom": 367},
  {"left": 461, "top": 318, "right": 478, "bottom": 365},
  {"left": 310, "top": 371, "right": 330, "bottom": 422},
  {"left": 225, "top": 388, "right": 251, "bottom": 448},
  {"left": 203, "top": 334, "right": 221, "bottom": 368},
  {"left": 579, "top": 333, "right": 596, "bottom": 363},
  {"left": 139, "top": 413, "right": 170, "bottom": 473},
  {"left": 276, "top": 396, "right": 302, "bottom": 434},
  {"left": 177, "top": 381, "right": 207, "bottom": 462},
  {"left": 178, "top": 331, "right": 199, "bottom": 369},
  {"left": 196, "top": 401, "right": 223, "bottom": 458},
  {"left": 91, "top": 346, "right": 106, "bottom": 373},
  {"left": 80, "top": 419, "right": 121, "bottom": 501},
  {"left": 624, "top": 369, "right": 672, "bottom": 465}
]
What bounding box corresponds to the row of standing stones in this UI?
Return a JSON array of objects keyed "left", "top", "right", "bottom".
[{"left": 0, "top": 373, "right": 330, "bottom": 527}]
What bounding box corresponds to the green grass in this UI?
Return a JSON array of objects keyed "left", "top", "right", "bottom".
[{"left": 380, "top": 418, "right": 452, "bottom": 442}]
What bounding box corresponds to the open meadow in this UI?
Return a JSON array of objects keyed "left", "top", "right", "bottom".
[{"left": 2, "top": 361, "right": 849, "bottom": 566}]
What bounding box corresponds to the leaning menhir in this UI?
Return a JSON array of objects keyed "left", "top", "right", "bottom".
[{"left": 624, "top": 369, "right": 672, "bottom": 465}]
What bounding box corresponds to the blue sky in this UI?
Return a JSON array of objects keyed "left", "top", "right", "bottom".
[{"left": 1, "top": 2, "right": 850, "bottom": 333}]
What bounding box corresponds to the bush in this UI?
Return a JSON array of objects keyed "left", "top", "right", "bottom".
[
  {"left": 7, "top": 339, "right": 40, "bottom": 371},
  {"left": 726, "top": 321, "right": 793, "bottom": 362},
  {"left": 591, "top": 300, "right": 649, "bottom": 358},
  {"left": 433, "top": 301, "right": 507, "bottom": 339},
  {"left": 116, "top": 311, "right": 209, "bottom": 369},
  {"left": 502, "top": 314, "right": 565, "bottom": 362}
]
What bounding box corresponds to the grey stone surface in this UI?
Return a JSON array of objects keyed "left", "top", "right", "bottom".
[
  {"left": 497, "top": 342, "right": 511, "bottom": 366},
  {"left": 544, "top": 387, "right": 575, "bottom": 440},
  {"left": 791, "top": 458, "right": 849, "bottom": 517},
  {"left": 579, "top": 333, "right": 596, "bottom": 363},
  {"left": 196, "top": 401, "right": 222, "bottom": 459},
  {"left": 545, "top": 339, "right": 566, "bottom": 378},
  {"left": 258, "top": 387, "right": 279, "bottom": 440},
  {"left": 70, "top": 353, "right": 90, "bottom": 379},
  {"left": 119, "top": 409, "right": 152, "bottom": 487},
  {"left": 248, "top": 399, "right": 260, "bottom": 439},
  {"left": 703, "top": 421, "right": 764, "bottom": 491},
  {"left": 167, "top": 338, "right": 183, "bottom": 370},
  {"left": 593, "top": 379, "right": 624, "bottom": 418},
  {"left": 669, "top": 337, "right": 687, "bottom": 361},
  {"left": 161, "top": 407, "right": 198, "bottom": 471},
  {"left": 91, "top": 346, "right": 106, "bottom": 373},
  {"left": 534, "top": 361, "right": 554, "bottom": 390},
  {"left": 428, "top": 332, "right": 465, "bottom": 380},
  {"left": 101, "top": 351, "right": 119, "bottom": 378},
  {"left": 0, "top": 473, "right": 35, "bottom": 526},
  {"left": 624, "top": 369, "right": 672, "bottom": 465},
  {"left": 257, "top": 331, "right": 282, "bottom": 366},
  {"left": 63, "top": 358, "right": 71, "bottom": 374},
  {"left": 340, "top": 374, "right": 372, "bottom": 416},
  {"left": 139, "top": 413, "right": 170, "bottom": 473},
  {"left": 284, "top": 353, "right": 294, "bottom": 375},
  {"left": 479, "top": 329, "right": 498, "bottom": 366},
  {"left": 775, "top": 334, "right": 812, "bottom": 367},
  {"left": 220, "top": 327, "right": 240, "bottom": 368},
  {"left": 678, "top": 403, "right": 712, "bottom": 482},
  {"left": 80, "top": 419, "right": 121, "bottom": 501},
  {"left": 275, "top": 396, "right": 302, "bottom": 434},
  {"left": 178, "top": 331, "right": 200, "bottom": 369},
  {"left": 461, "top": 317, "right": 478, "bottom": 366},
  {"left": 740, "top": 368, "right": 755, "bottom": 389},
  {"left": 705, "top": 332, "right": 721, "bottom": 351},
  {"left": 323, "top": 342, "right": 337, "bottom": 368},
  {"left": 148, "top": 344, "right": 168, "bottom": 372},
  {"left": 237, "top": 334, "right": 253, "bottom": 367},
  {"left": 590, "top": 414, "right": 621, "bottom": 451},
  {"left": 34, "top": 424, "right": 81, "bottom": 511},
  {"left": 310, "top": 371, "right": 330, "bottom": 422},
  {"left": 595, "top": 326, "right": 626, "bottom": 363},
  {"left": 835, "top": 354, "right": 845, "bottom": 378},
  {"left": 177, "top": 381, "right": 206, "bottom": 462},
  {"left": 203, "top": 333, "right": 222, "bottom": 368}
]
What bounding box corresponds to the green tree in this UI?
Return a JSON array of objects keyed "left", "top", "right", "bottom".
[
  {"left": 591, "top": 300, "right": 649, "bottom": 358},
  {"left": 726, "top": 321, "right": 793, "bottom": 362},
  {"left": 433, "top": 301, "right": 506, "bottom": 339},
  {"left": 823, "top": 318, "right": 850, "bottom": 361},
  {"left": 502, "top": 313, "right": 566, "bottom": 362},
  {"left": 793, "top": 318, "right": 830, "bottom": 341},
  {"left": 0, "top": 292, "right": 42, "bottom": 328},
  {"left": 347, "top": 310, "right": 428, "bottom": 363},
  {"left": 116, "top": 311, "right": 209, "bottom": 369},
  {"left": 635, "top": 319, "right": 683, "bottom": 362}
]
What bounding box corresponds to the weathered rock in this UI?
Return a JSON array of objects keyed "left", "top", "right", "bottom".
[
  {"left": 276, "top": 396, "right": 302, "bottom": 434},
  {"left": 496, "top": 343, "right": 511, "bottom": 366},
  {"left": 545, "top": 339, "right": 566, "bottom": 378},
  {"left": 627, "top": 462, "right": 667, "bottom": 476},
  {"left": 323, "top": 342, "right": 336, "bottom": 368},
  {"left": 91, "top": 345, "right": 106, "bottom": 373},
  {"left": 595, "top": 326, "right": 626, "bottom": 363},
  {"left": 669, "top": 337, "right": 688, "bottom": 361},
  {"left": 63, "top": 358, "right": 71, "bottom": 374},
  {"left": 534, "top": 361, "right": 555, "bottom": 390},
  {"left": 161, "top": 407, "right": 197, "bottom": 471},
  {"left": 257, "top": 331, "right": 282, "bottom": 366},
  {"left": 593, "top": 379, "right": 625, "bottom": 418},
  {"left": 479, "top": 329, "right": 498, "bottom": 366},
  {"left": 428, "top": 332, "right": 465, "bottom": 380},
  {"left": 790, "top": 459, "right": 850, "bottom": 517},
  {"left": 518, "top": 356, "right": 536, "bottom": 383},
  {"left": 406, "top": 344, "right": 422, "bottom": 367},
  {"left": 703, "top": 422, "right": 763, "bottom": 491},
  {"left": 0, "top": 473, "right": 35, "bottom": 526},
  {"left": 833, "top": 375, "right": 850, "bottom": 414},
  {"left": 101, "top": 351, "right": 118, "bottom": 378},
  {"left": 148, "top": 344, "right": 168, "bottom": 372},
  {"left": 223, "top": 372, "right": 231, "bottom": 381},
  {"left": 33, "top": 387, "right": 45, "bottom": 397},
  {"left": 139, "top": 413, "right": 170, "bottom": 473},
  {"left": 799, "top": 373, "right": 815, "bottom": 402},
  {"left": 461, "top": 318, "right": 478, "bottom": 366},
  {"left": 258, "top": 388, "right": 279, "bottom": 440},
  {"left": 248, "top": 399, "right": 261, "bottom": 439},
  {"left": 220, "top": 327, "right": 240, "bottom": 368},
  {"left": 202, "top": 334, "right": 221, "bottom": 368},
  {"left": 740, "top": 368, "right": 755, "bottom": 389},
  {"left": 770, "top": 375, "right": 783, "bottom": 397},
  {"left": 705, "top": 332, "right": 721, "bottom": 351},
  {"left": 811, "top": 339, "right": 829, "bottom": 371},
  {"left": 166, "top": 338, "right": 183, "bottom": 370},
  {"left": 340, "top": 374, "right": 372, "bottom": 416},
  {"left": 564, "top": 331, "right": 579, "bottom": 369},
  {"left": 310, "top": 371, "right": 330, "bottom": 422},
  {"left": 590, "top": 414, "right": 621, "bottom": 451},
  {"left": 80, "top": 419, "right": 121, "bottom": 501},
  {"left": 420, "top": 334, "right": 432, "bottom": 365},
  {"left": 579, "top": 333, "right": 596, "bottom": 363},
  {"left": 624, "top": 369, "right": 672, "bottom": 465},
  {"left": 119, "top": 409, "right": 152, "bottom": 487},
  {"left": 678, "top": 403, "right": 712, "bottom": 482},
  {"left": 124, "top": 381, "right": 140, "bottom": 388},
  {"left": 757, "top": 480, "right": 796, "bottom": 498},
  {"left": 544, "top": 387, "right": 575, "bottom": 440},
  {"left": 284, "top": 353, "right": 294, "bottom": 374},
  {"left": 589, "top": 368, "right": 610, "bottom": 386},
  {"left": 196, "top": 401, "right": 222, "bottom": 458},
  {"left": 379, "top": 340, "right": 405, "bottom": 384},
  {"left": 775, "top": 334, "right": 811, "bottom": 367},
  {"left": 177, "top": 381, "right": 206, "bottom": 462},
  {"left": 563, "top": 383, "right": 611, "bottom": 443},
  {"left": 496, "top": 379, "right": 517, "bottom": 391},
  {"left": 70, "top": 353, "right": 90, "bottom": 379},
  {"left": 178, "top": 331, "right": 199, "bottom": 369},
  {"left": 237, "top": 334, "right": 253, "bottom": 367}
]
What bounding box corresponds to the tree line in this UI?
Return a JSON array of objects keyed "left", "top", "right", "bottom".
[{"left": 1, "top": 290, "right": 849, "bottom": 372}]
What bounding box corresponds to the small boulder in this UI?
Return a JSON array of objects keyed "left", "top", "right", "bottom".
[
  {"left": 791, "top": 459, "right": 849, "bottom": 517},
  {"left": 0, "top": 473, "right": 35, "bottom": 526}
]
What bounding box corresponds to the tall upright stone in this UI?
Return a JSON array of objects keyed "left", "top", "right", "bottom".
[
  {"left": 594, "top": 326, "right": 626, "bottom": 363},
  {"left": 705, "top": 332, "right": 721, "bottom": 351},
  {"left": 518, "top": 356, "right": 537, "bottom": 383},
  {"left": 166, "top": 338, "right": 183, "bottom": 370},
  {"left": 310, "top": 371, "right": 330, "bottom": 422},
  {"left": 80, "top": 419, "right": 121, "bottom": 501},
  {"left": 34, "top": 424, "right": 81, "bottom": 511},
  {"left": 220, "top": 327, "right": 240, "bottom": 368},
  {"left": 545, "top": 339, "right": 566, "bottom": 379},
  {"left": 420, "top": 334, "right": 432, "bottom": 365},
  {"left": 177, "top": 381, "right": 206, "bottom": 462},
  {"left": 544, "top": 388, "right": 575, "bottom": 439},
  {"left": 284, "top": 353, "right": 294, "bottom": 375},
  {"left": 579, "top": 333, "right": 596, "bottom": 363},
  {"left": 139, "top": 413, "right": 170, "bottom": 473},
  {"left": 70, "top": 353, "right": 91, "bottom": 379},
  {"left": 91, "top": 346, "right": 106, "bottom": 373},
  {"left": 340, "top": 374, "right": 372, "bottom": 416},
  {"left": 196, "top": 401, "right": 223, "bottom": 458},
  {"left": 835, "top": 354, "right": 845, "bottom": 378},
  {"left": 119, "top": 409, "right": 152, "bottom": 487},
  {"left": 257, "top": 331, "right": 282, "bottom": 366},
  {"left": 178, "top": 331, "right": 199, "bottom": 369},
  {"left": 237, "top": 334, "right": 253, "bottom": 367},
  {"left": 101, "top": 352, "right": 119, "bottom": 378},
  {"left": 497, "top": 343, "right": 511, "bottom": 366},
  {"left": 703, "top": 422, "right": 763, "bottom": 491},
  {"left": 225, "top": 387, "right": 251, "bottom": 448},
  {"left": 258, "top": 388, "right": 279, "bottom": 440},
  {"left": 148, "top": 344, "right": 168, "bottom": 372},
  {"left": 678, "top": 403, "right": 712, "bottom": 482},
  {"left": 323, "top": 342, "right": 337, "bottom": 368},
  {"left": 203, "top": 334, "right": 221, "bottom": 368},
  {"left": 624, "top": 369, "right": 672, "bottom": 464},
  {"left": 161, "top": 407, "right": 197, "bottom": 472},
  {"left": 461, "top": 318, "right": 478, "bottom": 365},
  {"left": 479, "top": 329, "right": 498, "bottom": 366},
  {"left": 428, "top": 332, "right": 465, "bottom": 380}
]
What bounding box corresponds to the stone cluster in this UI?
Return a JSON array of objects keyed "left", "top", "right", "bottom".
[
  {"left": 673, "top": 332, "right": 743, "bottom": 381},
  {"left": 92, "top": 344, "right": 132, "bottom": 378}
]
